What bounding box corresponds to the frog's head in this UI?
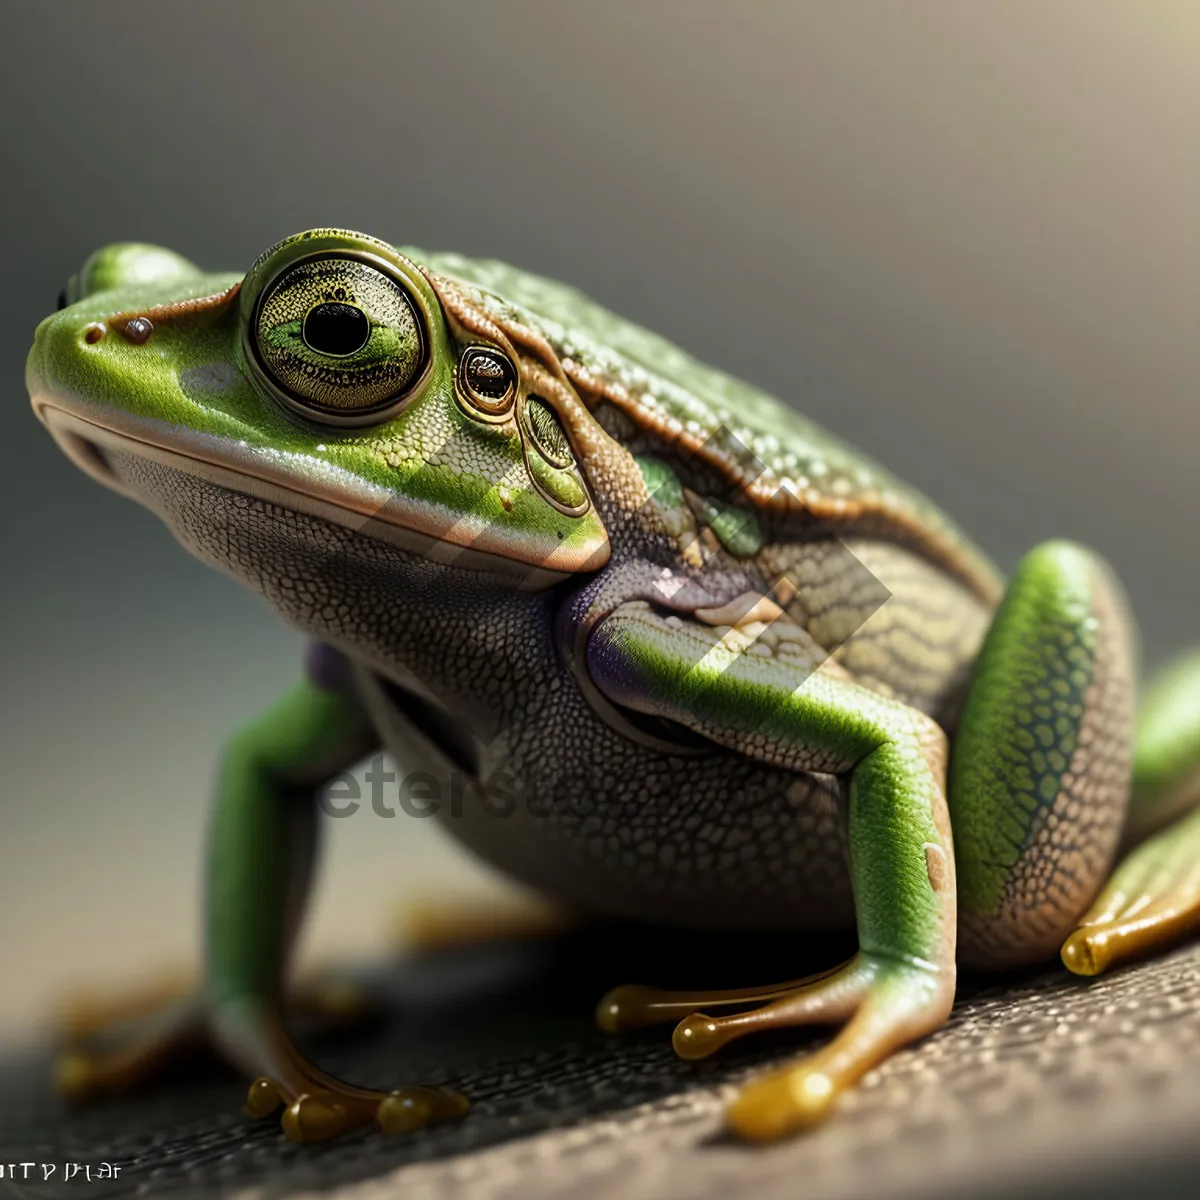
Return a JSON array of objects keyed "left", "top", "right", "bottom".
[{"left": 28, "top": 229, "right": 612, "bottom": 586}]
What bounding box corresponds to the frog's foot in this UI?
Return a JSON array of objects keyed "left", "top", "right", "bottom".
[
  {"left": 394, "top": 890, "right": 574, "bottom": 952},
  {"left": 57, "top": 990, "right": 207, "bottom": 1103},
  {"left": 219, "top": 1005, "right": 468, "bottom": 1143},
  {"left": 56, "top": 970, "right": 373, "bottom": 1103},
  {"left": 598, "top": 952, "right": 953, "bottom": 1141},
  {"left": 1062, "top": 805, "right": 1200, "bottom": 976}
]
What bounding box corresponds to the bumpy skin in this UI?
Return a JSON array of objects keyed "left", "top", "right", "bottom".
[
  {"left": 26, "top": 231, "right": 1200, "bottom": 1143},
  {"left": 951, "top": 543, "right": 1135, "bottom": 966}
]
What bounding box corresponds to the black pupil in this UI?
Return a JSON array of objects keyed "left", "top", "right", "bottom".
[
  {"left": 467, "top": 352, "right": 512, "bottom": 399},
  {"left": 303, "top": 302, "right": 370, "bottom": 357}
]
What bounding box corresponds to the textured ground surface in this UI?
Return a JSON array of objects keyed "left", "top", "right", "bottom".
[{"left": 3, "top": 930, "right": 1200, "bottom": 1200}]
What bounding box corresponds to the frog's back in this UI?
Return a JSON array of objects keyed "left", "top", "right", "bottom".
[{"left": 417, "top": 249, "right": 1001, "bottom": 606}]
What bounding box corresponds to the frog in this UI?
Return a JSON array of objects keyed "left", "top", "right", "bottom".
[{"left": 26, "top": 228, "right": 1200, "bottom": 1145}]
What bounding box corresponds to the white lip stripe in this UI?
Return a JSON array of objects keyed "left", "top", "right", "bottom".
[
  {"left": 33, "top": 402, "right": 590, "bottom": 592},
  {"left": 32, "top": 398, "right": 606, "bottom": 578}
]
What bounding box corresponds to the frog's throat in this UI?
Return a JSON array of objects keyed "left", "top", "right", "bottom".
[{"left": 32, "top": 399, "right": 605, "bottom": 588}]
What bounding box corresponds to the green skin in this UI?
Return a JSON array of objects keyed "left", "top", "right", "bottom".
[{"left": 27, "top": 230, "right": 1200, "bottom": 1143}]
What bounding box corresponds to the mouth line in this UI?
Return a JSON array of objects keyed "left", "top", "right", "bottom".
[{"left": 31, "top": 395, "right": 578, "bottom": 587}]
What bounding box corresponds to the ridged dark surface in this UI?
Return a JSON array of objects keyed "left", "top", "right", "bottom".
[{"left": 3, "top": 931, "right": 1200, "bottom": 1200}]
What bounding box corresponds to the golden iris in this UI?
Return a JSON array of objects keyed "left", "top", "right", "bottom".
[{"left": 254, "top": 256, "right": 426, "bottom": 416}]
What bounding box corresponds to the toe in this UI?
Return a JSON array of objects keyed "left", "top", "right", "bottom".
[
  {"left": 727, "top": 1069, "right": 837, "bottom": 1142},
  {"left": 282, "top": 1090, "right": 370, "bottom": 1143},
  {"left": 376, "top": 1085, "right": 469, "bottom": 1134},
  {"left": 672, "top": 1013, "right": 725, "bottom": 1060},
  {"left": 244, "top": 1077, "right": 287, "bottom": 1119},
  {"left": 247, "top": 1074, "right": 469, "bottom": 1141},
  {"left": 1060, "top": 929, "right": 1104, "bottom": 976}
]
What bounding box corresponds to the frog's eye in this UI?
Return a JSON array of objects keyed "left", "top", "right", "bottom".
[
  {"left": 250, "top": 255, "right": 428, "bottom": 423},
  {"left": 457, "top": 346, "right": 517, "bottom": 419}
]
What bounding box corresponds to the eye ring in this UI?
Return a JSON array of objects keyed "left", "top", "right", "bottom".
[
  {"left": 245, "top": 250, "right": 431, "bottom": 428},
  {"left": 457, "top": 345, "right": 517, "bottom": 420}
]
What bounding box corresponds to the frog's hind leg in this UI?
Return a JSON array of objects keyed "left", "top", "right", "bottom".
[
  {"left": 951, "top": 541, "right": 1137, "bottom": 969},
  {"left": 1062, "top": 653, "right": 1200, "bottom": 975}
]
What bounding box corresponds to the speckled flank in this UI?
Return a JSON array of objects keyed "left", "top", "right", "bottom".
[{"left": 953, "top": 543, "right": 1135, "bottom": 968}]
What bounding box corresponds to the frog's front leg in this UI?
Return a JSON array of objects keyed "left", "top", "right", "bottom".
[
  {"left": 204, "top": 651, "right": 468, "bottom": 1142},
  {"left": 586, "top": 602, "right": 958, "bottom": 1142},
  {"left": 55, "top": 647, "right": 385, "bottom": 1110}
]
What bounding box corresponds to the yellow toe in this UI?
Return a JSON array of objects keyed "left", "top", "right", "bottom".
[
  {"left": 281, "top": 1091, "right": 358, "bottom": 1143},
  {"left": 244, "top": 1076, "right": 286, "bottom": 1119},
  {"left": 595, "top": 984, "right": 656, "bottom": 1034},
  {"left": 377, "top": 1088, "right": 432, "bottom": 1134},
  {"left": 377, "top": 1085, "right": 469, "bottom": 1134},
  {"left": 1061, "top": 930, "right": 1104, "bottom": 976},
  {"left": 672, "top": 1013, "right": 725, "bottom": 1060},
  {"left": 727, "top": 1070, "right": 837, "bottom": 1142}
]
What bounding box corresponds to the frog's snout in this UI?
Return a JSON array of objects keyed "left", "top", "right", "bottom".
[{"left": 30, "top": 242, "right": 209, "bottom": 418}]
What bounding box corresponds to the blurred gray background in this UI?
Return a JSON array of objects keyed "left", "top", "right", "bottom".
[{"left": 1, "top": 2, "right": 1196, "bottom": 1036}]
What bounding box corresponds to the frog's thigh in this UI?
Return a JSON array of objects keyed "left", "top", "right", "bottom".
[
  {"left": 587, "top": 605, "right": 956, "bottom": 1141},
  {"left": 951, "top": 541, "right": 1136, "bottom": 968},
  {"left": 1063, "top": 652, "right": 1200, "bottom": 975}
]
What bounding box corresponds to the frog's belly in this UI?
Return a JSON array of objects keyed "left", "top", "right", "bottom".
[{"left": 379, "top": 714, "right": 856, "bottom": 932}]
